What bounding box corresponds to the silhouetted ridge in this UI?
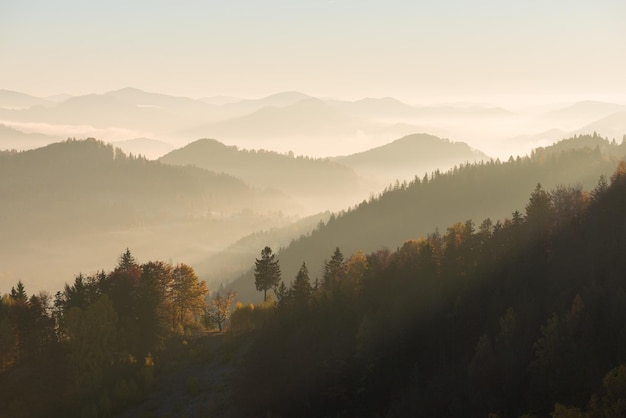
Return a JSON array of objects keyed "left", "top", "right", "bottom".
[
  {"left": 160, "top": 138, "right": 365, "bottom": 213},
  {"left": 335, "top": 133, "right": 489, "bottom": 183},
  {"left": 0, "top": 138, "right": 254, "bottom": 240}
]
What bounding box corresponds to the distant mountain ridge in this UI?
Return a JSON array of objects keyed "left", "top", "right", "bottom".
[
  {"left": 0, "top": 124, "right": 62, "bottom": 150},
  {"left": 546, "top": 100, "right": 625, "bottom": 121},
  {"left": 573, "top": 111, "right": 626, "bottom": 141},
  {"left": 2, "top": 87, "right": 624, "bottom": 161},
  {"left": 0, "top": 89, "right": 51, "bottom": 109},
  {"left": 111, "top": 137, "right": 174, "bottom": 159},
  {"left": 332, "top": 97, "right": 419, "bottom": 119},
  {"left": 105, "top": 87, "right": 217, "bottom": 112},
  {"left": 180, "top": 97, "right": 363, "bottom": 142},
  {"left": 160, "top": 138, "right": 367, "bottom": 213},
  {"left": 335, "top": 133, "right": 490, "bottom": 183}
]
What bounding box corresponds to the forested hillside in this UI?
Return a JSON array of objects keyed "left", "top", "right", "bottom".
[
  {"left": 3, "top": 138, "right": 626, "bottom": 418},
  {"left": 230, "top": 134, "right": 626, "bottom": 303},
  {"left": 160, "top": 138, "right": 367, "bottom": 212},
  {"left": 232, "top": 160, "right": 626, "bottom": 418},
  {"left": 0, "top": 138, "right": 256, "bottom": 240},
  {"left": 0, "top": 138, "right": 297, "bottom": 293}
]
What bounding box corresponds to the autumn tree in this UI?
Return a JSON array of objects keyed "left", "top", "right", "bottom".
[
  {"left": 206, "top": 289, "right": 237, "bottom": 331},
  {"left": 589, "top": 364, "right": 626, "bottom": 417},
  {"left": 345, "top": 251, "right": 367, "bottom": 288},
  {"left": 254, "top": 246, "right": 281, "bottom": 302},
  {"left": 170, "top": 263, "right": 208, "bottom": 330}
]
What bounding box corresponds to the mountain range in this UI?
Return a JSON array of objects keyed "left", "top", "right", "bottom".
[
  {"left": 160, "top": 133, "right": 489, "bottom": 213},
  {"left": 2, "top": 87, "right": 624, "bottom": 159}
]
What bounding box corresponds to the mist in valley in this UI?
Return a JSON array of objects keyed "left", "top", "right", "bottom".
[
  {"left": 1, "top": 88, "right": 625, "bottom": 295},
  {"left": 2, "top": 1, "right": 626, "bottom": 417}
]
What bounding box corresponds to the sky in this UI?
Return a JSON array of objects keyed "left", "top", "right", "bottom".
[{"left": 1, "top": 0, "right": 625, "bottom": 105}]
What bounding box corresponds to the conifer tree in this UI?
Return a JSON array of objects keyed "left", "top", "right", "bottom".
[
  {"left": 323, "top": 247, "right": 345, "bottom": 288},
  {"left": 10, "top": 281, "right": 28, "bottom": 304},
  {"left": 254, "top": 246, "right": 282, "bottom": 302},
  {"left": 291, "top": 262, "right": 312, "bottom": 306},
  {"left": 117, "top": 248, "right": 136, "bottom": 270}
]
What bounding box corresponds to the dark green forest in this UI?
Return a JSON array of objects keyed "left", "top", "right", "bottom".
[
  {"left": 2, "top": 134, "right": 626, "bottom": 417},
  {"left": 232, "top": 161, "right": 626, "bottom": 418}
]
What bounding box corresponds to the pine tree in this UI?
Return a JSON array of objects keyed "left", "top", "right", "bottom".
[
  {"left": 118, "top": 248, "right": 136, "bottom": 270},
  {"left": 323, "top": 247, "right": 346, "bottom": 289},
  {"left": 10, "top": 281, "right": 28, "bottom": 304},
  {"left": 592, "top": 175, "right": 609, "bottom": 200},
  {"left": 254, "top": 246, "right": 281, "bottom": 302},
  {"left": 525, "top": 183, "right": 554, "bottom": 234},
  {"left": 291, "top": 262, "right": 312, "bottom": 306}
]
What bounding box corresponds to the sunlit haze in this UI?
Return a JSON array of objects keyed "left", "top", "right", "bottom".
[
  {"left": 2, "top": 0, "right": 625, "bottom": 104},
  {"left": 4, "top": 3, "right": 626, "bottom": 416}
]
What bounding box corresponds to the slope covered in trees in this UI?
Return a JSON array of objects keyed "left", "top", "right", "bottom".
[
  {"left": 4, "top": 139, "right": 626, "bottom": 418},
  {"left": 230, "top": 134, "right": 626, "bottom": 303},
  {"left": 232, "top": 160, "right": 626, "bottom": 418},
  {"left": 0, "top": 138, "right": 256, "bottom": 238},
  {"left": 0, "top": 138, "right": 296, "bottom": 293},
  {"left": 160, "top": 138, "right": 368, "bottom": 213}
]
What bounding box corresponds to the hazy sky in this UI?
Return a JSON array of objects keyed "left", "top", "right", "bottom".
[{"left": 1, "top": 0, "right": 625, "bottom": 104}]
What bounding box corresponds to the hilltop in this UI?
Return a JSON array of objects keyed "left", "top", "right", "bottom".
[{"left": 335, "top": 133, "right": 489, "bottom": 184}]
